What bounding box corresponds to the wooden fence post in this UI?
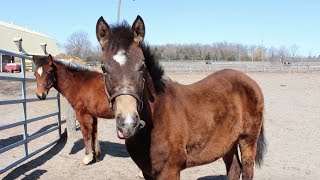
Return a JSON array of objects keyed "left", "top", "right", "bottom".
[{"left": 65, "top": 102, "right": 77, "bottom": 137}]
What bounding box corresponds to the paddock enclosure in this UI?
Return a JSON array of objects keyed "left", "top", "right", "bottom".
[{"left": 1, "top": 62, "right": 320, "bottom": 179}]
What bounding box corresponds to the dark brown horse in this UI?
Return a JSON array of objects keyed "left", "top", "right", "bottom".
[
  {"left": 96, "top": 16, "right": 266, "bottom": 180},
  {"left": 32, "top": 55, "right": 114, "bottom": 164}
]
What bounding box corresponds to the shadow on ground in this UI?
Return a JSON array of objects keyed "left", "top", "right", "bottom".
[
  {"left": 198, "top": 175, "right": 227, "bottom": 180},
  {"left": 69, "top": 139, "right": 129, "bottom": 158},
  {"left": 2, "top": 131, "right": 67, "bottom": 180}
]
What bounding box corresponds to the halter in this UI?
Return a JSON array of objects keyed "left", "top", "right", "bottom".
[
  {"left": 103, "top": 75, "right": 146, "bottom": 129},
  {"left": 104, "top": 79, "right": 145, "bottom": 112},
  {"left": 37, "top": 72, "right": 56, "bottom": 89}
]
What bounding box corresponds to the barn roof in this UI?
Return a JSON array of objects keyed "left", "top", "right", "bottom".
[{"left": 0, "top": 21, "right": 60, "bottom": 56}]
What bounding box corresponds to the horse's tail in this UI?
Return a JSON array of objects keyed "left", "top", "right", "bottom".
[{"left": 255, "top": 124, "right": 266, "bottom": 167}]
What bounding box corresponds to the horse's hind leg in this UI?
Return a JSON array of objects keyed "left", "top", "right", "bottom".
[
  {"left": 92, "top": 117, "right": 101, "bottom": 161},
  {"left": 223, "top": 143, "right": 242, "bottom": 180},
  {"left": 239, "top": 136, "right": 259, "bottom": 180},
  {"left": 76, "top": 112, "right": 94, "bottom": 165}
]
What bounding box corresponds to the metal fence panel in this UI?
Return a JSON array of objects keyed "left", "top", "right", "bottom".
[{"left": 0, "top": 49, "right": 62, "bottom": 174}]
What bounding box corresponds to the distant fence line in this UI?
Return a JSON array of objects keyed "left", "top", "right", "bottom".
[{"left": 160, "top": 60, "right": 320, "bottom": 74}]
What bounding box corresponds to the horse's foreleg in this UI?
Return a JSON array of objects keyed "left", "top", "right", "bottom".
[
  {"left": 151, "top": 144, "right": 183, "bottom": 180},
  {"left": 76, "top": 112, "right": 94, "bottom": 165},
  {"left": 142, "top": 171, "right": 153, "bottom": 180},
  {"left": 92, "top": 117, "right": 101, "bottom": 161},
  {"left": 155, "top": 166, "right": 180, "bottom": 180},
  {"left": 223, "top": 143, "right": 242, "bottom": 180}
]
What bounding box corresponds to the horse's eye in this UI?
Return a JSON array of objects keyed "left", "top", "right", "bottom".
[
  {"left": 101, "top": 65, "right": 109, "bottom": 74},
  {"left": 138, "top": 63, "right": 146, "bottom": 72}
]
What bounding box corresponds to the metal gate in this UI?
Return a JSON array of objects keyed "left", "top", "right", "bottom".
[{"left": 0, "top": 49, "right": 62, "bottom": 174}]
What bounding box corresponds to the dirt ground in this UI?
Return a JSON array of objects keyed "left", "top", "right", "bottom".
[{"left": 1, "top": 71, "right": 320, "bottom": 179}]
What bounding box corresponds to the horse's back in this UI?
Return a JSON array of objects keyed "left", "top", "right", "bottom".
[
  {"left": 204, "top": 69, "right": 264, "bottom": 123},
  {"left": 201, "top": 69, "right": 264, "bottom": 109}
]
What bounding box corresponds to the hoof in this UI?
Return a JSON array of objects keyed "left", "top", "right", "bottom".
[{"left": 83, "top": 154, "right": 93, "bottom": 165}]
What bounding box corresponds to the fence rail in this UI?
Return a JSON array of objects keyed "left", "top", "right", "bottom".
[
  {"left": 160, "top": 60, "right": 320, "bottom": 74},
  {"left": 0, "top": 49, "right": 62, "bottom": 174}
]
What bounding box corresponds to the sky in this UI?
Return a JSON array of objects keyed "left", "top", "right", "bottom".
[{"left": 0, "top": 0, "right": 319, "bottom": 56}]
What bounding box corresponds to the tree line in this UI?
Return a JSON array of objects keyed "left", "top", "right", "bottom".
[{"left": 62, "top": 31, "right": 320, "bottom": 64}]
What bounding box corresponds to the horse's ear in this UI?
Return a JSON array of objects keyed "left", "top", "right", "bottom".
[
  {"left": 132, "top": 15, "right": 145, "bottom": 44},
  {"left": 47, "top": 54, "right": 53, "bottom": 65},
  {"left": 96, "top": 16, "right": 111, "bottom": 48},
  {"left": 32, "top": 55, "right": 37, "bottom": 63}
]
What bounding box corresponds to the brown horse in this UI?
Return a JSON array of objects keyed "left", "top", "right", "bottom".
[
  {"left": 96, "top": 16, "right": 266, "bottom": 180},
  {"left": 32, "top": 55, "right": 114, "bottom": 164}
]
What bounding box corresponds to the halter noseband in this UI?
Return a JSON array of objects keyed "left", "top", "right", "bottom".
[
  {"left": 103, "top": 76, "right": 144, "bottom": 112},
  {"left": 107, "top": 85, "right": 144, "bottom": 112}
]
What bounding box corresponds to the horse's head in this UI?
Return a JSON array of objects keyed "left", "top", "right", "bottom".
[
  {"left": 32, "top": 55, "right": 56, "bottom": 100},
  {"left": 96, "top": 16, "right": 147, "bottom": 139}
]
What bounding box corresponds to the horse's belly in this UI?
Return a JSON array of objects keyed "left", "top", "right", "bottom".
[
  {"left": 185, "top": 129, "right": 238, "bottom": 167},
  {"left": 186, "top": 145, "right": 225, "bottom": 167}
]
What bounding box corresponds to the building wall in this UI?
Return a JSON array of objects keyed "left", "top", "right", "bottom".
[{"left": 0, "top": 21, "right": 59, "bottom": 55}]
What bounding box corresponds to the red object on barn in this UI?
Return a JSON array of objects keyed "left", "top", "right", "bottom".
[{"left": 5, "top": 63, "right": 21, "bottom": 73}]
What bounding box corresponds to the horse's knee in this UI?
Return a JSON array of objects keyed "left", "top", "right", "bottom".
[{"left": 153, "top": 167, "right": 180, "bottom": 180}]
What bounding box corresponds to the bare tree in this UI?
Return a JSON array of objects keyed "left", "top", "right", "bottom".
[
  {"left": 150, "top": 42, "right": 318, "bottom": 62},
  {"left": 64, "top": 31, "right": 92, "bottom": 60},
  {"left": 277, "top": 46, "right": 289, "bottom": 62},
  {"left": 289, "top": 44, "right": 299, "bottom": 58},
  {"left": 267, "top": 47, "right": 277, "bottom": 62}
]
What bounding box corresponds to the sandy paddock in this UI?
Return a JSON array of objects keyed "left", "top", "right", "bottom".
[{"left": 0, "top": 71, "right": 320, "bottom": 179}]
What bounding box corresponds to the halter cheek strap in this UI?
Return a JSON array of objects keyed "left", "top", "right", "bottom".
[{"left": 37, "top": 73, "right": 56, "bottom": 89}]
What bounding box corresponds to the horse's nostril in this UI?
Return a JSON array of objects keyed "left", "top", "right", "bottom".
[
  {"left": 116, "top": 114, "right": 125, "bottom": 126},
  {"left": 133, "top": 114, "right": 140, "bottom": 125},
  {"left": 37, "top": 93, "right": 44, "bottom": 100}
]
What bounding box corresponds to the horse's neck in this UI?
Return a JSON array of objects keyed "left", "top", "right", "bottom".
[
  {"left": 53, "top": 62, "right": 80, "bottom": 97},
  {"left": 141, "top": 75, "right": 156, "bottom": 126}
]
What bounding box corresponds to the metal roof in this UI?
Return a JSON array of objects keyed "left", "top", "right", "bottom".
[{"left": 0, "top": 21, "right": 60, "bottom": 55}]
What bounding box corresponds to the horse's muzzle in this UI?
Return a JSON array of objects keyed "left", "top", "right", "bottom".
[
  {"left": 36, "top": 93, "right": 47, "bottom": 100},
  {"left": 116, "top": 114, "right": 146, "bottom": 139}
]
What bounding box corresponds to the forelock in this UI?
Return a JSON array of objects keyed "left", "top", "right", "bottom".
[{"left": 107, "top": 21, "right": 134, "bottom": 51}]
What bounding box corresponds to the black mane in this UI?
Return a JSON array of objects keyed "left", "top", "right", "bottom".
[
  {"left": 54, "top": 59, "right": 93, "bottom": 72},
  {"left": 35, "top": 56, "right": 92, "bottom": 72},
  {"left": 108, "top": 21, "right": 165, "bottom": 93},
  {"left": 141, "top": 44, "right": 165, "bottom": 93}
]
